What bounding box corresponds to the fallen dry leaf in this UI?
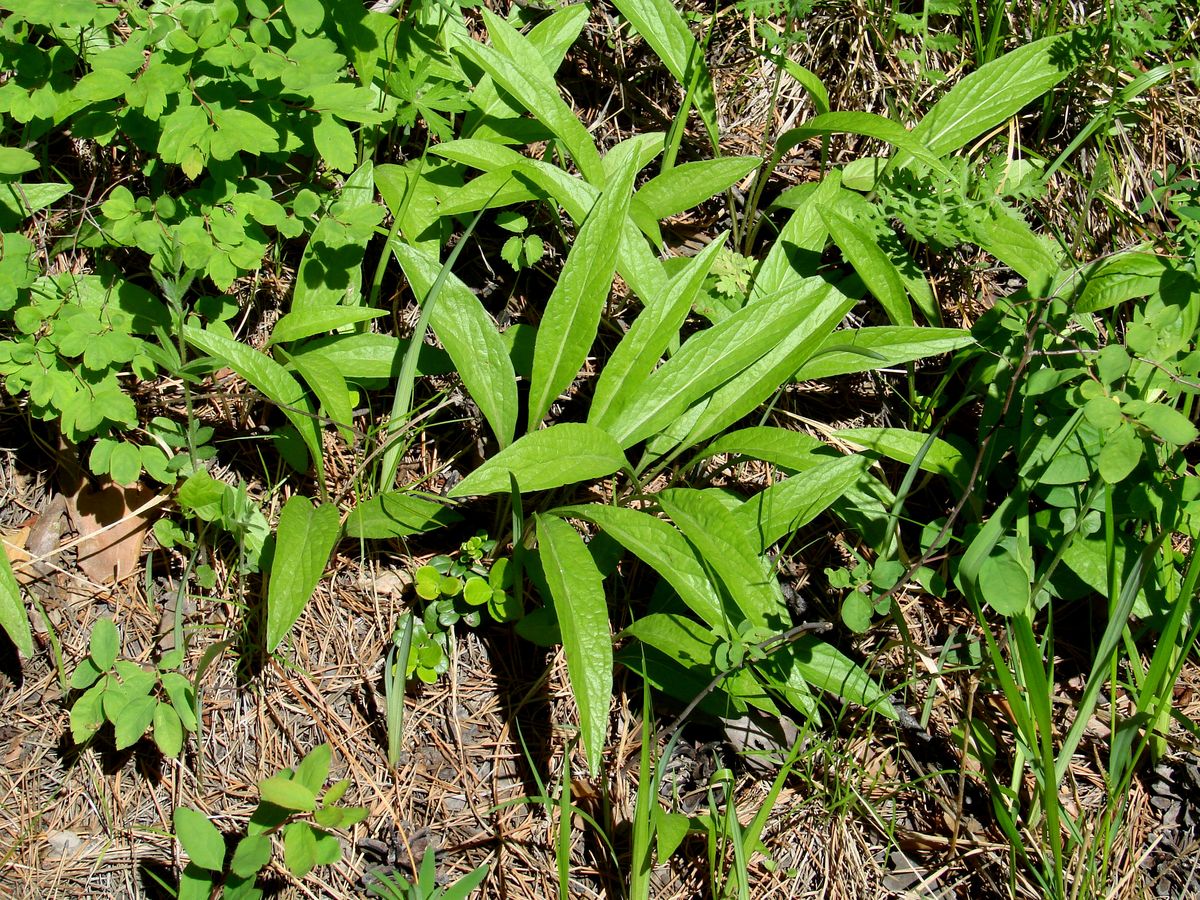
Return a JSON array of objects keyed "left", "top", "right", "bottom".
[{"left": 70, "top": 481, "right": 161, "bottom": 584}]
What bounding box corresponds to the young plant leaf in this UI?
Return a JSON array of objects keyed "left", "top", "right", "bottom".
[
  {"left": 390, "top": 242, "right": 518, "bottom": 447},
  {"left": 909, "top": 30, "right": 1088, "bottom": 158},
  {"left": 835, "top": 428, "right": 971, "bottom": 488},
  {"left": 258, "top": 775, "right": 318, "bottom": 812},
  {"left": 657, "top": 489, "right": 788, "bottom": 630},
  {"left": 269, "top": 307, "right": 385, "bottom": 345},
  {"left": 266, "top": 497, "right": 340, "bottom": 653},
  {"left": 553, "top": 503, "right": 733, "bottom": 634},
  {"left": 183, "top": 325, "right": 323, "bottom": 480},
  {"left": 448, "top": 424, "right": 628, "bottom": 497},
  {"left": 343, "top": 492, "right": 461, "bottom": 539},
  {"left": 608, "top": 0, "right": 719, "bottom": 146},
  {"left": 635, "top": 157, "right": 760, "bottom": 221},
  {"left": 793, "top": 327, "right": 973, "bottom": 381},
  {"left": 819, "top": 206, "right": 912, "bottom": 326},
  {"left": 174, "top": 807, "right": 226, "bottom": 871},
  {"left": 589, "top": 235, "right": 725, "bottom": 428},
  {"left": 778, "top": 635, "right": 899, "bottom": 719},
  {"left": 696, "top": 426, "right": 830, "bottom": 471},
  {"left": 536, "top": 514, "right": 612, "bottom": 775},
  {"left": 734, "top": 454, "right": 871, "bottom": 551},
  {"left": 528, "top": 141, "right": 640, "bottom": 429},
  {"left": 457, "top": 12, "right": 603, "bottom": 184}
]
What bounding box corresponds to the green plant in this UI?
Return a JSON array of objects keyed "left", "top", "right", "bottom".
[
  {"left": 68, "top": 617, "right": 197, "bottom": 756},
  {"left": 173, "top": 743, "right": 368, "bottom": 900},
  {"left": 364, "top": 851, "right": 489, "bottom": 900}
]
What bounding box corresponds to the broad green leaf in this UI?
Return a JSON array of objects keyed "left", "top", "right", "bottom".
[
  {"left": 697, "top": 426, "right": 830, "bottom": 471},
  {"left": 283, "top": 822, "right": 318, "bottom": 877},
  {"left": 183, "top": 324, "right": 323, "bottom": 478},
  {"left": 971, "top": 205, "right": 1065, "bottom": 294},
  {"left": 458, "top": 13, "right": 603, "bottom": 184},
  {"left": 608, "top": 279, "right": 843, "bottom": 447},
  {"left": 431, "top": 143, "right": 667, "bottom": 303},
  {"left": 391, "top": 242, "right": 518, "bottom": 447},
  {"left": 676, "top": 282, "right": 855, "bottom": 450},
  {"left": 230, "top": 834, "right": 272, "bottom": 879},
  {"left": 0, "top": 147, "right": 37, "bottom": 175},
  {"left": 90, "top": 617, "right": 119, "bottom": 670},
  {"left": 113, "top": 693, "right": 157, "bottom": 748},
  {"left": 781, "top": 635, "right": 898, "bottom": 719},
  {"left": 635, "top": 157, "right": 760, "bottom": 221},
  {"left": 258, "top": 775, "right": 318, "bottom": 812},
  {"left": 293, "top": 743, "right": 331, "bottom": 793},
  {"left": 0, "top": 182, "right": 72, "bottom": 222},
  {"left": 284, "top": 349, "right": 355, "bottom": 445},
  {"left": 734, "top": 454, "right": 871, "bottom": 551},
  {"left": 975, "top": 543, "right": 1032, "bottom": 616},
  {"left": 153, "top": 702, "right": 184, "bottom": 757},
  {"left": 178, "top": 864, "right": 216, "bottom": 900},
  {"left": 779, "top": 59, "right": 830, "bottom": 115},
  {"left": 553, "top": 503, "right": 733, "bottom": 634},
  {"left": 658, "top": 489, "right": 788, "bottom": 629},
  {"left": 1098, "top": 422, "right": 1142, "bottom": 484},
  {"left": 835, "top": 427, "right": 970, "bottom": 487},
  {"left": 161, "top": 672, "right": 198, "bottom": 731},
  {"left": 775, "top": 111, "right": 947, "bottom": 174},
  {"left": 70, "top": 683, "right": 105, "bottom": 744},
  {"left": 344, "top": 492, "right": 461, "bottom": 539},
  {"left": 466, "top": 4, "right": 589, "bottom": 138},
  {"left": 910, "top": 30, "right": 1087, "bottom": 158},
  {"left": 608, "top": 0, "right": 719, "bottom": 146},
  {"left": 266, "top": 497, "right": 340, "bottom": 652},
  {"left": 794, "top": 327, "right": 973, "bottom": 381},
  {"left": 1134, "top": 403, "right": 1198, "bottom": 447},
  {"left": 174, "top": 807, "right": 227, "bottom": 871},
  {"left": 820, "top": 206, "right": 911, "bottom": 326},
  {"left": 448, "top": 423, "right": 628, "bottom": 497},
  {"left": 1075, "top": 251, "right": 1175, "bottom": 313},
  {"left": 589, "top": 236, "right": 726, "bottom": 427},
  {"left": 313, "top": 114, "right": 357, "bottom": 172},
  {"left": 750, "top": 172, "right": 839, "bottom": 301},
  {"left": 536, "top": 514, "right": 612, "bottom": 775},
  {"left": 528, "top": 141, "right": 640, "bottom": 429},
  {"left": 292, "top": 333, "right": 452, "bottom": 382},
  {"left": 270, "top": 307, "right": 385, "bottom": 345}
]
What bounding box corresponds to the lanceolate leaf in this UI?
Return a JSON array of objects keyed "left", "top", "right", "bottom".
[
  {"left": 608, "top": 0, "right": 719, "bottom": 146},
  {"left": 283, "top": 349, "right": 355, "bottom": 445},
  {"left": 911, "top": 30, "right": 1089, "bottom": 159},
  {"left": 820, "top": 206, "right": 912, "bottom": 326},
  {"left": 183, "top": 325, "right": 323, "bottom": 479},
  {"left": 0, "top": 544, "right": 33, "bottom": 657},
  {"left": 793, "top": 327, "right": 974, "bottom": 381},
  {"left": 554, "top": 503, "right": 734, "bottom": 634},
  {"left": 697, "top": 426, "right": 830, "bottom": 471},
  {"left": 458, "top": 12, "right": 603, "bottom": 184},
  {"left": 677, "top": 282, "right": 855, "bottom": 450},
  {"left": 528, "top": 141, "right": 640, "bottom": 429},
  {"left": 448, "top": 424, "right": 629, "bottom": 497},
  {"left": 391, "top": 242, "right": 518, "bottom": 447},
  {"left": 589, "top": 235, "right": 726, "bottom": 427},
  {"left": 269, "top": 307, "right": 385, "bottom": 345},
  {"left": 607, "top": 279, "right": 843, "bottom": 447},
  {"left": 734, "top": 454, "right": 871, "bottom": 551},
  {"left": 657, "top": 489, "right": 788, "bottom": 630},
  {"left": 292, "top": 334, "right": 452, "bottom": 382},
  {"left": 343, "top": 492, "right": 461, "bottom": 539},
  {"left": 781, "top": 636, "right": 898, "bottom": 719},
  {"left": 750, "top": 172, "right": 839, "bottom": 302},
  {"left": 635, "top": 157, "right": 760, "bottom": 221},
  {"left": 536, "top": 514, "right": 611, "bottom": 775},
  {"left": 292, "top": 162, "right": 377, "bottom": 309},
  {"left": 835, "top": 427, "right": 971, "bottom": 488},
  {"left": 774, "top": 111, "right": 948, "bottom": 173},
  {"left": 266, "top": 496, "right": 340, "bottom": 653}
]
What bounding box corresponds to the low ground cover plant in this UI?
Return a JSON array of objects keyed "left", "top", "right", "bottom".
[{"left": 0, "top": 0, "right": 1196, "bottom": 896}]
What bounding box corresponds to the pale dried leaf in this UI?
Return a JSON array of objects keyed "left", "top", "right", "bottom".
[{"left": 71, "top": 482, "right": 160, "bottom": 584}]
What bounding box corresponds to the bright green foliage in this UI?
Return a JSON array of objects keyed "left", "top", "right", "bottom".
[
  {"left": 266, "top": 496, "right": 340, "bottom": 653},
  {"left": 68, "top": 619, "right": 197, "bottom": 756},
  {"left": 175, "top": 743, "right": 367, "bottom": 899}
]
